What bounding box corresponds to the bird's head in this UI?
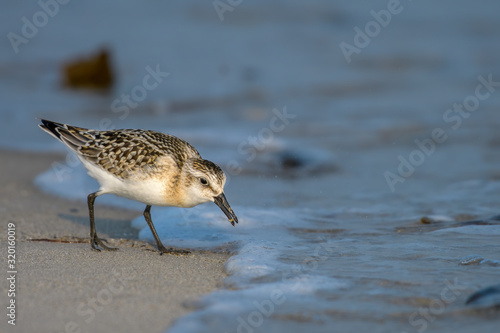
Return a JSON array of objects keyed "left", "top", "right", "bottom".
[{"left": 182, "top": 158, "right": 238, "bottom": 226}]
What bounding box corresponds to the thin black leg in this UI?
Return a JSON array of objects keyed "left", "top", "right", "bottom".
[
  {"left": 143, "top": 205, "right": 190, "bottom": 255},
  {"left": 88, "top": 191, "right": 118, "bottom": 251}
]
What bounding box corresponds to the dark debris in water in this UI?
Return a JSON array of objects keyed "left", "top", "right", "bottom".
[
  {"left": 280, "top": 152, "right": 304, "bottom": 170},
  {"left": 277, "top": 151, "right": 339, "bottom": 178},
  {"left": 460, "top": 255, "right": 500, "bottom": 267},
  {"left": 419, "top": 216, "right": 433, "bottom": 224},
  {"left": 465, "top": 284, "right": 500, "bottom": 308},
  {"left": 459, "top": 255, "right": 485, "bottom": 265},
  {"left": 240, "top": 148, "right": 338, "bottom": 179},
  {"left": 396, "top": 215, "right": 500, "bottom": 233},
  {"left": 273, "top": 150, "right": 338, "bottom": 178}
]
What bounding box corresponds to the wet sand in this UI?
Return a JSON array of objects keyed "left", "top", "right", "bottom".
[{"left": 0, "top": 149, "right": 230, "bottom": 333}]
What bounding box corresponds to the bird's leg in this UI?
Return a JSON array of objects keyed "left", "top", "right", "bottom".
[
  {"left": 88, "top": 192, "right": 118, "bottom": 251},
  {"left": 143, "top": 205, "right": 190, "bottom": 255}
]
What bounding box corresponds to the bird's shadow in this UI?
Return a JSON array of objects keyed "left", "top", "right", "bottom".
[{"left": 58, "top": 213, "right": 140, "bottom": 240}]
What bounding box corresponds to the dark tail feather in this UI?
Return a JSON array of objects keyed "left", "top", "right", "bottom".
[
  {"left": 39, "top": 119, "right": 65, "bottom": 141},
  {"left": 39, "top": 119, "right": 93, "bottom": 154}
]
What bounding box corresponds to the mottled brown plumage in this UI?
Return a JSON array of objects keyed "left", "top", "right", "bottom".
[{"left": 50, "top": 123, "right": 201, "bottom": 179}]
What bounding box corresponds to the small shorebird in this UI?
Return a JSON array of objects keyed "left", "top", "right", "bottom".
[{"left": 39, "top": 119, "right": 238, "bottom": 254}]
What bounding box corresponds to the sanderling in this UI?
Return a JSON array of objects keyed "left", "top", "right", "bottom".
[{"left": 39, "top": 119, "right": 238, "bottom": 254}]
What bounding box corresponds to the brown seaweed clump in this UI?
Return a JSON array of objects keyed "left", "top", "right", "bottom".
[{"left": 63, "top": 48, "right": 114, "bottom": 90}]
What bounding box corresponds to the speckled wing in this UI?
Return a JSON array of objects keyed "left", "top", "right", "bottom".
[{"left": 39, "top": 119, "right": 201, "bottom": 179}]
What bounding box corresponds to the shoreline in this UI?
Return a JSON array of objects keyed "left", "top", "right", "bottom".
[{"left": 0, "top": 149, "right": 230, "bottom": 333}]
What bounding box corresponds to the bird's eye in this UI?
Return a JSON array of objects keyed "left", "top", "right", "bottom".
[{"left": 200, "top": 178, "right": 208, "bottom": 185}]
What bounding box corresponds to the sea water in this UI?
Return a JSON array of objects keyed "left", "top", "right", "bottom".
[{"left": 3, "top": 1, "right": 500, "bottom": 332}]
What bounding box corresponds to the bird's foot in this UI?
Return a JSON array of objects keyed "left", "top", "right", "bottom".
[{"left": 91, "top": 236, "right": 119, "bottom": 252}]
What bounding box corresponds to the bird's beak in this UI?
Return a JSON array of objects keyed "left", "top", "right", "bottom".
[{"left": 214, "top": 192, "right": 238, "bottom": 226}]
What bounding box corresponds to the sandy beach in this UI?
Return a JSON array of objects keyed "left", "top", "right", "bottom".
[{"left": 0, "top": 149, "right": 230, "bottom": 333}]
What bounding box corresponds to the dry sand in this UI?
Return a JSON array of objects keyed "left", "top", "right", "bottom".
[{"left": 0, "top": 149, "right": 230, "bottom": 333}]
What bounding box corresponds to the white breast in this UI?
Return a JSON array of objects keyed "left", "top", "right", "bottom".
[{"left": 79, "top": 158, "right": 175, "bottom": 207}]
